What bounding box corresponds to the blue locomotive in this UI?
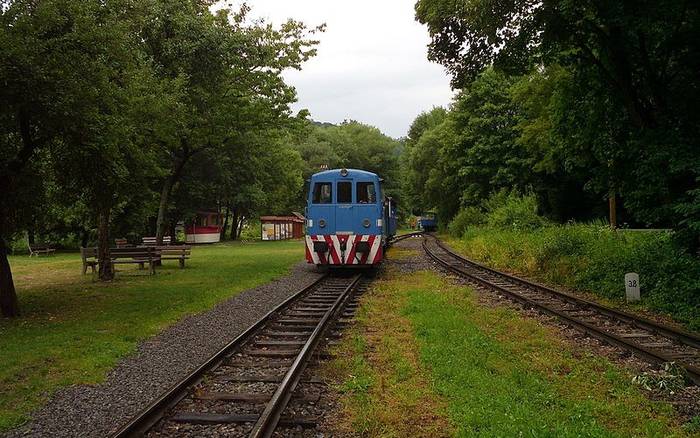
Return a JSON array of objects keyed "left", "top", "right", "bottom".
[
  {"left": 305, "top": 168, "right": 397, "bottom": 266},
  {"left": 418, "top": 212, "right": 438, "bottom": 232}
]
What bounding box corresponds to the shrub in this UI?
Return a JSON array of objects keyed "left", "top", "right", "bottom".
[
  {"left": 239, "top": 220, "right": 261, "bottom": 240},
  {"left": 453, "top": 224, "right": 700, "bottom": 331},
  {"left": 448, "top": 207, "right": 485, "bottom": 237},
  {"left": 483, "top": 191, "right": 547, "bottom": 230}
]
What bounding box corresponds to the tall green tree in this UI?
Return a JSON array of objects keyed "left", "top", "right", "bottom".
[
  {"left": 510, "top": 66, "right": 607, "bottom": 221},
  {"left": 142, "top": 2, "right": 321, "bottom": 244},
  {"left": 1, "top": 0, "right": 156, "bottom": 311},
  {"left": 402, "top": 107, "right": 448, "bottom": 212},
  {"left": 412, "top": 118, "right": 461, "bottom": 220},
  {"left": 294, "top": 121, "right": 403, "bottom": 199},
  {"left": 172, "top": 129, "right": 305, "bottom": 241},
  {"left": 416, "top": 0, "right": 700, "bottom": 241},
  {"left": 450, "top": 69, "right": 530, "bottom": 207}
]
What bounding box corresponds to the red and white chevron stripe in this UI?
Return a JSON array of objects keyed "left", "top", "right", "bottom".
[{"left": 305, "top": 234, "right": 383, "bottom": 265}]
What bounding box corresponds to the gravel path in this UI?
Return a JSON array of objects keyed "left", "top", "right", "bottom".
[{"left": 5, "top": 262, "right": 323, "bottom": 438}]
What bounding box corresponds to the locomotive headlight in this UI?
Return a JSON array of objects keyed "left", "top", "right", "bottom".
[
  {"left": 307, "top": 219, "right": 313, "bottom": 227},
  {"left": 377, "top": 219, "right": 383, "bottom": 227},
  {"left": 340, "top": 168, "right": 349, "bottom": 177},
  {"left": 362, "top": 218, "right": 371, "bottom": 228},
  {"left": 319, "top": 218, "right": 327, "bottom": 228}
]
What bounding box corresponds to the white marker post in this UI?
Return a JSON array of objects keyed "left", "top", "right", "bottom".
[{"left": 625, "top": 273, "right": 640, "bottom": 302}]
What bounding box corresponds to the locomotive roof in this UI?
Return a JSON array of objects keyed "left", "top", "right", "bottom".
[{"left": 310, "top": 168, "right": 380, "bottom": 180}]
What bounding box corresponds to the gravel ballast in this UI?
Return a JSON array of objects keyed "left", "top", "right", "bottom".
[{"left": 5, "top": 262, "right": 323, "bottom": 438}]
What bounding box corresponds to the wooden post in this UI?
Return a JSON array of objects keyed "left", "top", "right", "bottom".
[{"left": 609, "top": 189, "right": 617, "bottom": 229}]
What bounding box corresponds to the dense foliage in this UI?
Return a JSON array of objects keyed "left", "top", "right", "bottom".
[
  {"left": 445, "top": 191, "right": 700, "bottom": 329},
  {"left": 0, "top": 0, "right": 322, "bottom": 315},
  {"left": 449, "top": 223, "right": 700, "bottom": 331},
  {"left": 408, "top": 0, "right": 700, "bottom": 249},
  {"left": 292, "top": 120, "right": 403, "bottom": 199},
  {"left": 408, "top": 0, "right": 699, "bottom": 327}
]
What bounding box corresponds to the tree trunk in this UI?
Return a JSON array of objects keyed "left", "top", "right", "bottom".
[
  {"left": 0, "top": 109, "right": 39, "bottom": 316},
  {"left": 155, "top": 175, "right": 175, "bottom": 246},
  {"left": 220, "top": 206, "right": 230, "bottom": 241},
  {"left": 81, "top": 229, "right": 90, "bottom": 248},
  {"left": 608, "top": 190, "right": 617, "bottom": 229},
  {"left": 156, "top": 155, "right": 189, "bottom": 245},
  {"left": 0, "top": 235, "right": 19, "bottom": 317},
  {"left": 148, "top": 216, "right": 157, "bottom": 236},
  {"left": 169, "top": 221, "right": 177, "bottom": 243},
  {"left": 97, "top": 206, "right": 114, "bottom": 281},
  {"left": 230, "top": 207, "right": 239, "bottom": 241},
  {"left": 237, "top": 216, "right": 244, "bottom": 239}
]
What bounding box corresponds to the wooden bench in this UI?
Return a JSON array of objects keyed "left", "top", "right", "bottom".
[
  {"left": 110, "top": 247, "right": 159, "bottom": 274},
  {"left": 29, "top": 243, "right": 56, "bottom": 257},
  {"left": 81, "top": 247, "right": 159, "bottom": 275},
  {"left": 115, "top": 238, "right": 131, "bottom": 248},
  {"left": 142, "top": 236, "right": 171, "bottom": 246},
  {"left": 156, "top": 245, "right": 191, "bottom": 268}
]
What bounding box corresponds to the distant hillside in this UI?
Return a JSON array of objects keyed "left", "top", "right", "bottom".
[{"left": 311, "top": 120, "right": 337, "bottom": 128}]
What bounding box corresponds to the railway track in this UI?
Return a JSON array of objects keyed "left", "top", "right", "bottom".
[
  {"left": 388, "top": 231, "right": 423, "bottom": 246},
  {"left": 113, "top": 273, "right": 366, "bottom": 438},
  {"left": 421, "top": 234, "right": 700, "bottom": 385}
]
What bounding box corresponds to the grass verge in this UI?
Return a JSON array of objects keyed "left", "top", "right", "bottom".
[
  {"left": 324, "top": 270, "right": 454, "bottom": 437},
  {"left": 445, "top": 225, "right": 700, "bottom": 331},
  {"left": 327, "top": 269, "right": 696, "bottom": 437},
  {"left": 0, "top": 240, "right": 302, "bottom": 432}
]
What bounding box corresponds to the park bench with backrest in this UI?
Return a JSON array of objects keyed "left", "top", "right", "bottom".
[
  {"left": 156, "top": 245, "right": 191, "bottom": 268},
  {"left": 110, "top": 247, "right": 159, "bottom": 274},
  {"left": 141, "top": 236, "right": 171, "bottom": 246},
  {"left": 115, "top": 238, "right": 132, "bottom": 248},
  {"left": 28, "top": 240, "right": 56, "bottom": 257},
  {"left": 81, "top": 247, "right": 159, "bottom": 275}
]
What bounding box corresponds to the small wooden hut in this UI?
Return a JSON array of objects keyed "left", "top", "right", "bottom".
[{"left": 260, "top": 213, "right": 305, "bottom": 241}]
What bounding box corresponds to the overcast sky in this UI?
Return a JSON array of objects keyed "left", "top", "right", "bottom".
[{"left": 242, "top": 1, "right": 455, "bottom": 138}]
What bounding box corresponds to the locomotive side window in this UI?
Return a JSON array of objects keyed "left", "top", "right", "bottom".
[
  {"left": 312, "top": 182, "right": 332, "bottom": 204},
  {"left": 337, "top": 181, "right": 352, "bottom": 204},
  {"left": 357, "top": 182, "right": 376, "bottom": 204}
]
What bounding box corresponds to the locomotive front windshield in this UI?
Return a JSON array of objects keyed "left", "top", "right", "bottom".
[
  {"left": 312, "top": 183, "right": 332, "bottom": 204},
  {"left": 311, "top": 180, "right": 378, "bottom": 204},
  {"left": 337, "top": 181, "right": 352, "bottom": 203},
  {"left": 357, "top": 182, "right": 376, "bottom": 203}
]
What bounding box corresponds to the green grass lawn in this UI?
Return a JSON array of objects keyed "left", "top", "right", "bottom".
[
  {"left": 0, "top": 240, "right": 303, "bottom": 432},
  {"left": 328, "top": 268, "right": 697, "bottom": 437}
]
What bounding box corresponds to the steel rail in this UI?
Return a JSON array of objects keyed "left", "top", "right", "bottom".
[
  {"left": 388, "top": 231, "right": 423, "bottom": 246},
  {"left": 249, "top": 273, "right": 363, "bottom": 438},
  {"left": 111, "top": 274, "right": 330, "bottom": 438},
  {"left": 422, "top": 235, "right": 700, "bottom": 385},
  {"left": 433, "top": 237, "right": 700, "bottom": 350}
]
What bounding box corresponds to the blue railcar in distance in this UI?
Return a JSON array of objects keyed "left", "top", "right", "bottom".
[
  {"left": 305, "top": 168, "right": 397, "bottom": 266},
  {"left": 418, "top": 212, "right": 438, "bottom": 232}
]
